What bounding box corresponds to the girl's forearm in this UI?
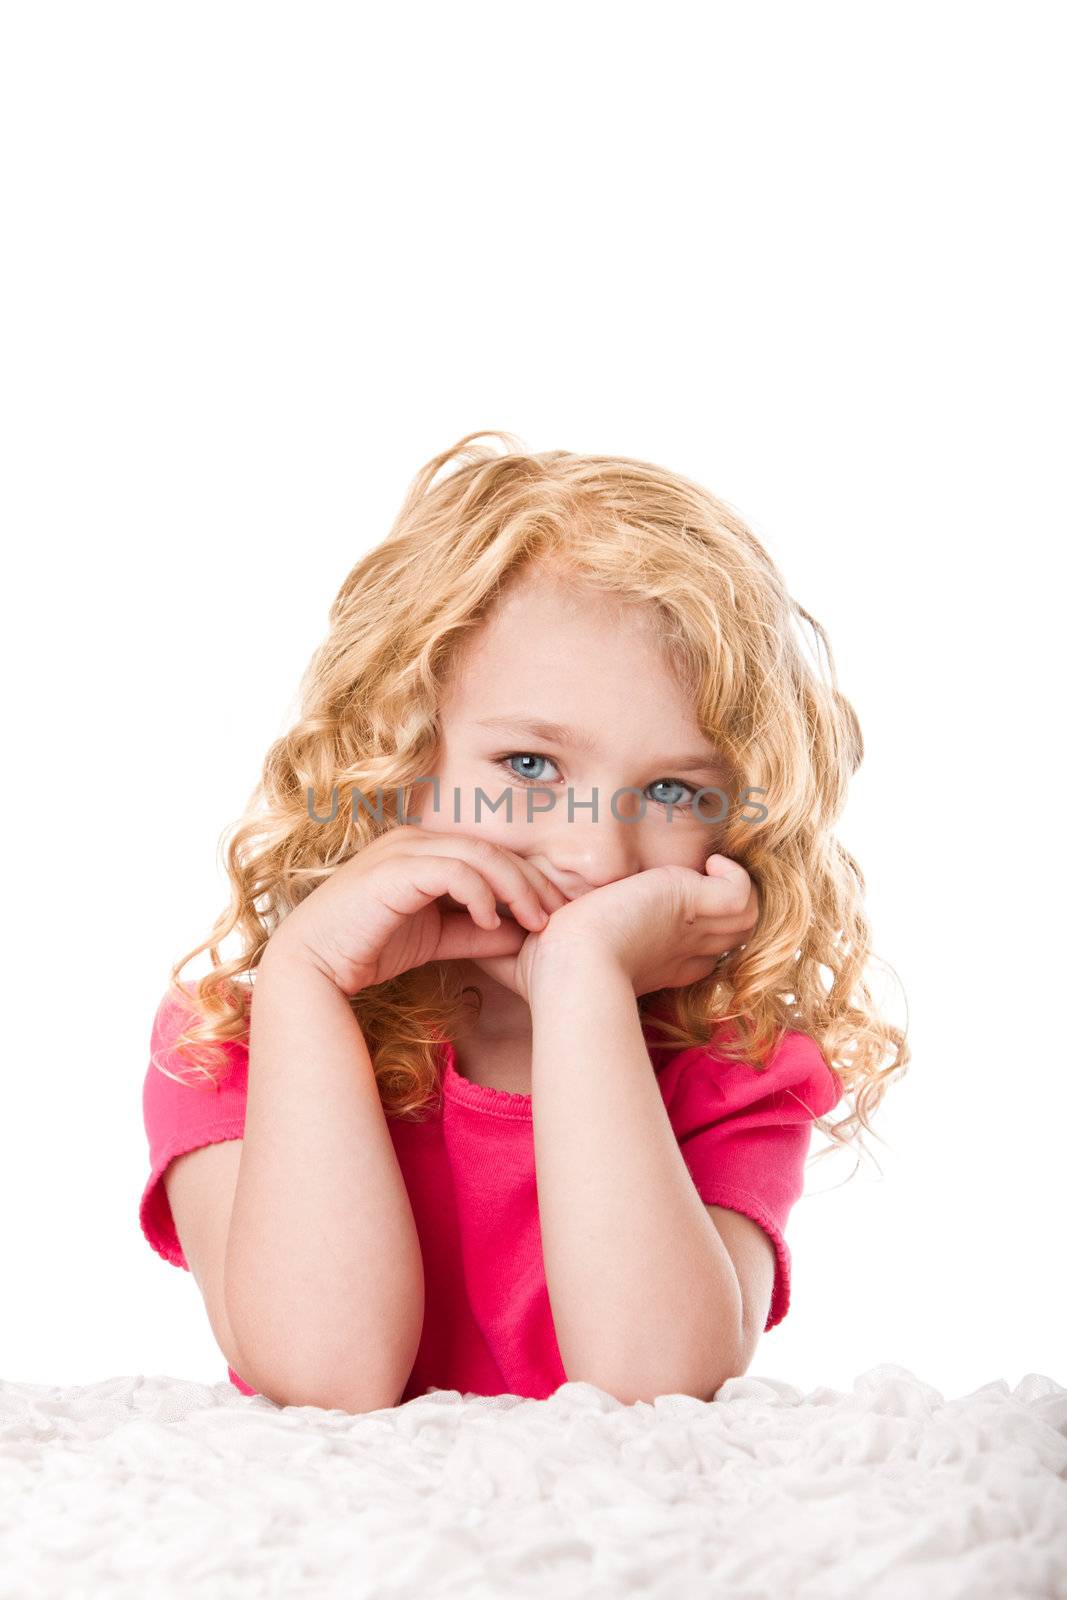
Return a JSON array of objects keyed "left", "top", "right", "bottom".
[
  {"left": 225, "top": 943, "right": 425, "bottom": 1411},
  {"left": 529, "top": 945, "right": 744, "bottom": 1403}
]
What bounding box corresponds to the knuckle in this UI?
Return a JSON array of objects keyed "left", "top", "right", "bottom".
[{"left": 468, "top": 836, "right": 506, "bottom": 867}]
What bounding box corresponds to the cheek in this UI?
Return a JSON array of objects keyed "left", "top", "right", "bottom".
[{"left": 643, "top": 834, "right": 713, "bottom": 871}]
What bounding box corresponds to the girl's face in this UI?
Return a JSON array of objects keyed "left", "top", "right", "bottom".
[{"left": 417, "top": 566, "right": 730, "bottom": 913}]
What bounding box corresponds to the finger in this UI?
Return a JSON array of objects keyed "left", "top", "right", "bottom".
[
  {"left": 434, "top": 908, "right": 528, "bottom": 961},
  {"left": 504, "top": 853, "right": 570, "bottom": 918},
  {"left": 422, "top": 835, "right": 559, "bottom": 931},
  {"left": 703, "top": 854, "right": 758, "bottom": 918},
  {"left": 403, "top": 857, "right": 503, "bottom": 929},
  {"left": 703, "top": 897, "right": 760, "bottom": 937},
  {"left": 470, "top": 841, "right": 567, "bottom": 928}
]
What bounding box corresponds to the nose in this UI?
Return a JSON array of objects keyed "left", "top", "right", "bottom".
[{"left": 539, "top": 796, "right": 644, "bottom": 894}]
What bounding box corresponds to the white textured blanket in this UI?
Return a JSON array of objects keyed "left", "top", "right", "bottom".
[{"left": 2, "top": 1363, "right": 1065, "bottom": 1598}]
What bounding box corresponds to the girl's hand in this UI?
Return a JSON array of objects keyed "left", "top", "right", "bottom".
[
  {"left": 526, "top": 854, "right": 760, "bottom": 1000},
  {"left": 263, "top": 825, "right": 568, "bottom": 996}
]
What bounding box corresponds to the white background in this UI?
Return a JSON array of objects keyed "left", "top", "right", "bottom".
[{"left": 2, "top": 2, "right": 1063, "bottom": 1402}]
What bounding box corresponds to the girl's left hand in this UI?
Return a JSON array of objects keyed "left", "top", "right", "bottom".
[{"left": 472, "top": 854, "right": 760, "bottom": 1005}]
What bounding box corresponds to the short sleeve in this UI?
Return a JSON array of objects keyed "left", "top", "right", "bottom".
[
  {"left": 659, "top": 1029, "right": 842, "bottom": 1331},
  {"left": 139, "top": 983, "right": 249, "bottom": 1272}
]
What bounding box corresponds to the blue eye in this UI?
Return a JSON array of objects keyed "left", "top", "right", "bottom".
[
  {"left": 647, "top": 778, "right": 693, "bottom": 807},
  {"left": 495, "top": 753, "right": 558, "bottom": 784},
  {"left": 492, "top": 754, "right": 699, "bottom": 810}
]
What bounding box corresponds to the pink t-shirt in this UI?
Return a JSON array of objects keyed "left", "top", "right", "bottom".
[{"left": 140, "top": 983, "right": 841, "bottom": 1403}]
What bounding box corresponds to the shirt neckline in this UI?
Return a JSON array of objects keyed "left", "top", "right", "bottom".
[
  {"left": 436, "top": 1005, "right": 678, "bottom": 1121},
  {"left": 439, "top": 1037, "right": 534, "bottom": 1118}
]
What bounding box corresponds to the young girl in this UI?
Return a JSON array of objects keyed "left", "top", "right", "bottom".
[{"left": 140, "top": 430, "right": 907, "bottom": 1411}]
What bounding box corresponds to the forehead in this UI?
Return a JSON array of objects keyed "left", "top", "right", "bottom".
[
  {"left": 441, "top": 568, "right": 701, "bottom": 735},
  {"left": 452, "top": 568, "right": 656, "bottom": 671}
]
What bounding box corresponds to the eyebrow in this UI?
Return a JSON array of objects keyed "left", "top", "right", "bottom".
[{"left": 474, "top": 714, "right": 723, "bottom": 773}]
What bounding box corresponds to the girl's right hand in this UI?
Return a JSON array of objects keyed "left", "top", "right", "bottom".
[{"left": 262, "top": 825, "right": 570, "bottom": 996}]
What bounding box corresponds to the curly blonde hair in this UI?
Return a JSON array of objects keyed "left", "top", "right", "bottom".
[{"left": 157, "top": 429, "right": 908, "bottom": 1176}]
